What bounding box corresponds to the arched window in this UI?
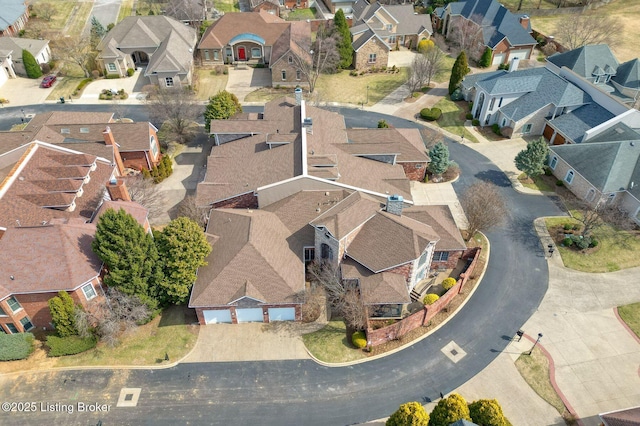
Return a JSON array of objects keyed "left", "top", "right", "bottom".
[
  {"left": 565, "top": 170, "right": 574, "bottom": 184},
  {"left": 549, "top": 156, "right": 558, "bottom": 170},
  {"left": 321, "top": 243, "right": 333, "bottom": 261}
]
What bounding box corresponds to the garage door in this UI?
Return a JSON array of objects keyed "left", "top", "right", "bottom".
[
  {"left": 236, "top": 308, "right": 264, "bottom": 323},
  {"left": 268, "top": 308, "right": 296, "bottom": 321},
  {"left": 492, "top": 53, "right": 506, "bottom": 66},
  {"left": 203, "top": 309, "right": 232, "bottom": 324},
  {"left": 543, "top": 124, "right": 554, "bottom": 141},
  {"left": 508, "top": 49, "right": 531, "bottom": 61}
]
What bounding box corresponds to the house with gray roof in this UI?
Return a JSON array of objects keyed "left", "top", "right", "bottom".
[
  {"left": 97, "top": 16, "right": 197, "bottom": 88},
  {"left": 0, "top": 0, "right": 28, "bottom": 38},
  {"left": 546, "top": 44, "right": 640, "bottom": 106},
  {"left": 433, "top": 0, "right": 536, "bottom": 64},
  {"left": 0, "top": 37, "right": 51, "bottom": 78}
]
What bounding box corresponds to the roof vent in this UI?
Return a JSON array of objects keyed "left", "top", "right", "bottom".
[{"left": 109, "top": 177, "right": 117, "bottom": 185}]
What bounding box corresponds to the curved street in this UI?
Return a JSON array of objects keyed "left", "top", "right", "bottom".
[{"left": 0, "top": 105, "right": 566, "bottom": 426}]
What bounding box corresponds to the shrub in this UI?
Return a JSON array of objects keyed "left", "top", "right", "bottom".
[
  {"left": 41, "top": 62, "right": 51, "bottom": 74},
  {"left": 429, "top": 393, "right": 471, "bottom": 426},
  {"left": 350, "top": 70, "right": 358, "bottom": 76},
  {"left": 127, "top": 68, "right": 135, "bottom": 76},
  {"left": 572, "top": 224, "right": 580, "bottom": 230},
  {"left": 0, "top": 98, "right": 9, "bottom": 104},
  {"left": 0, "top": 333, "right": 34, "bottom": 361},
  {"left": 76, "top": 78, "right": 92, "bottom": 92},
  {"left": 472, "top": 119, "right": 480, "bottom": 126},
  {"left": 23, "top": 49, "right": 42, "bottom": 78},
  {"left": 351, "top": 331, "right": 367, "bottom": 348},
  {"left": 420, "top": 108, "right": 442, "bottom": 121},
  {"left": 544, "top": 166, "right": 553, "bottom": 176},
  {"left": 556, "top": 179, "right": 564, "bottom": 186},
  {"left": 106, "top": 74, "right": 120, "bottom": 79},
  {"left": 223, "top": 67, "right": 228, "bottom": 75},
  {"left": 450, "top": 89, "right": 463, "bottom": 101},
  {"left": 590, "top": 239, "right": 599, "bottom": 248},
  {"left": 255, "top": 63, "right": 265, "bottom": 68},
  {"left": 571, "top": 235, "right": 590, "bottom": 250},
  {"left": 387, "top": 401, "right": 429, "bottom": 426},
  {"left": 442, "top": 277, "right": 457, "bottom": 291},
  {"left": 562, "top": 237, "right": 573, "bottom": 247},
  {"left": 469, "top": 399, "right": 509, "bottom": 426},
  {"left": 48, "top": 291, "right": 77, "bottom": 337},
  {"left": 491, "top": 123, "right": 501, "bottom": 135},
  {"left": 563, "top": 223, "right": 572, "bottom": 231},
  {"left": 423, "top": 293, "right": 439, "bottom": 305},
  {"left": 465, "top": 113, "right": 473, "bottom": 120},
  {"left": 46, "top": 335, "right": 97, "bottom": 357}
]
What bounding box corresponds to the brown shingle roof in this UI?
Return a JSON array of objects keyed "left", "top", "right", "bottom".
[
  {"left": 310, "top": 191, "right": 384, "bottom": 239},
  {"left": 341, "top": 259, "right": 410, "bottom": 304},
  {"left": 0, "top": 222, "right": 102, "bottom": 301},
  {"left": 600, "top": 406, "right": 640, "bottom": 426},
  {"left": 402, "top": 205, "right": 466, "bottom": 251},
  {"left": 198, "top": 11, "right": 289, "bottom": 50},
  {"left": 0, "top": 143, "right": 115, "bottom": 228},
  {"left": 189, "top": 209, "right": 305, "bottom": 307},
  {"left": 347, "top": 211, "right": 439, "bottom": 272},
  {"left": 93, "top": 200, "right": 149, "bottom": 227},
  {"left": 344, "top": 128, "right": 429, "bottom": 162}
]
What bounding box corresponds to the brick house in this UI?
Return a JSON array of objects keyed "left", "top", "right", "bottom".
[
  {"left": 433, "top": 0, "right": 536, "bottom": 65},
  {"left": 249, "top": 0, "right": 281, "bottom": 16},
  {"left": 198, "top": 11, "right": 311, "bottom": 87},
  {"left": 97, "top": 16, "right": 197, "bottom": 88},
  {"left": 351, "top": 27, "right": 390, "bottom": 70},
  {"left": 191, "top": 96, "right": 466, "bottom": 323},
  {"left": 0, "top": 0, "right": 29, "bottom": 37}
]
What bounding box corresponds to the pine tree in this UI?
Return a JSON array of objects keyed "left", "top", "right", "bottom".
[
  {"left": 428, "top": 393, "right": 471, "bottom": 426},
  {"left": 90, "top": 16, "right": 106, "bottom": 49},
  {"left": 428, "top": 141, "right": 451, "bottom": 177},
  {"left": 387, "top": 402, "right": 429, "bottom": 426},
  {"left": 48, "top": 291, "right": 78, "bottom": 337},
  {"left": 333, "top": 10, "right": 353, "bottom": 69},
  {"left": 448, "top": 51, "right": 470, "bottom": 95},
  {"left": 155, "top": 217, "right": 212, "bottom": 304},
  {"left": 515, "top": 137, "right": 549, "bottom": 178},
  {"left": 479, "top": 47, "right": 492, "bottom": 68},
  {"left": 92, "top": 208, "right": 162, "bottom": 310},
  {"left": 22, "top": 49, "right": 42, "bottom": 79}
]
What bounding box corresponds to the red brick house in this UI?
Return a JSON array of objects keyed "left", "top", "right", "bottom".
[{"left": 0, "top": 0, "right": 29, "bottom": 37}]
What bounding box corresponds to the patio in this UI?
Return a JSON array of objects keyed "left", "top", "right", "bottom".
[{"left": 410, "top": 259, "right": 468, "bottom": 302}]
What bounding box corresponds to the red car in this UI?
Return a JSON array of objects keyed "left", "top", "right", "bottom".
[{"left": 41, "top": 75, "right": 57, "bottom": 88}]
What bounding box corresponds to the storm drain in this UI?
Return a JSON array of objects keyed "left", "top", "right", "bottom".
[
  {"left": 117, "top": 388, "right": 141, "bottom": 407},
  {"left": 441, "top": 341, "right": 466, "bottom": 363}
]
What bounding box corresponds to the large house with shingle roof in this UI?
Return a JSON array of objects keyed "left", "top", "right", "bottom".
[
  {"left": 0, "top": 0, "right": 28, "bottom": 38},
  {"left": 198, "top": 11, "right": 311, "bottom": 87},
  {"left": 0, "top": 37, "right": 50, "bottom": 82},
  {"left": 190, "top": 96, "right": 468, "bottom": 324},
  {"left": 97, "top": 16, "right": 197, "bottom": 88},
  {"left": 433, "top": 0, "right": 536, "bottom": 65}
]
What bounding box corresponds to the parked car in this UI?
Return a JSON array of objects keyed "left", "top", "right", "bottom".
[{"left": 41, "top": 75, "right": 57, "bottom": 88}]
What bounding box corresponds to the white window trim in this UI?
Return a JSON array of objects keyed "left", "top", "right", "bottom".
[
  {"left": 549, "top": 156, "right": 558, "bottom": 170},
  {"left": 20, "top": 316, "right": 34, "bottom": 331},
  {"left": 565, "top": 170, "right": 574, "bottom": 184},
  {"left": 6, "top": 296, "right": 22, "bottom": 314},
  {"left": 368, "top": 53, "right": 377, "bottom": 64},
  {"left": 165, "top": 77, "right": 174, "bottom": 87},
  {"left": 107, "top": 63, "right": 117, "bottom": 73},
  {"left": 5, "top": 323, "right": 18, "bottom": 334},
  {"left": 82, "top": 283, "right": 97, "bottom": 301},
  {"left": 522, "top": 124, "right": 532, "bottom": 134}
]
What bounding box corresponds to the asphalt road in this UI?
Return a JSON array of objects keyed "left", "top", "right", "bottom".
[{"left": 0, "top": 105, "right": 567, "bottom": 426}]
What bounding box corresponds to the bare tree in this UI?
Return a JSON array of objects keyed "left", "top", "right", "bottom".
[
  {"left": 144, "top": 87, "right": 203, "bottom": 144},
  {"left": 423, "top": 45, "right": 448, "bottom": 87},
  {"left": 176, "top": 194, "right": 209, "bottom": 228},
  {"left": 574, "top": 200, "right": 634, "bottom": 238},
  {"left": 35, "top": 3, "right": 56, "bottom": 21},
  {"left": 460, "top": 181, "right": 508, "bottom": 239},
  {"left": 448, "top": 14, "right": 485, "bottom": 59},
  {"left": 406, "top": 54, "right": 431, "bottom": 93},
  {"left": 52, "top": 36, "right": 94, "bottom": 78},
  {"left": 307, "top": 262, "right": 367, "bottom": 331},
  {"left": 290, "top": 23, "right": 340, "bottom": 93},
  {"left": 554, "top": 12, "right": 618, "bottom": 50},
  {"left": 126, "top": 175, "right": 167, "bottom": 221}
]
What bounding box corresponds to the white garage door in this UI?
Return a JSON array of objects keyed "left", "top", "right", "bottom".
[
  {"left": 492, "top": 53, "right": 506, "bottom": 66},
  {"left": 268, "top": 308, "right": 296, "bottom": 321},
  {"left": 203, "top": 309, "right": 232, "bottom": 324},
  {"left": 236, "top": 308, "right": 264, "bottom": 323},
  {"left": 508, "top": 49, "right": 531, "bottom": 61}
]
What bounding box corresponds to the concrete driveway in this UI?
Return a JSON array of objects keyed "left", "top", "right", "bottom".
[
  {"left": 0, "top": 76, "right": 55, "bottom": 107},
  {"left": 79, "top": 68, "right": 148, "bottom": 103},
  {"left": 225, "top": 67, "right": 271, "bottom": 102},
  {"left": 388, "top": 50, "right": 417, "bottom": 68}
]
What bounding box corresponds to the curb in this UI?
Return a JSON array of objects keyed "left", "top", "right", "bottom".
[
  {"left": 613, "top": 306, "right": 640, "bottom": 346},
  {"left": 306, "top": 232, "right": 490, "bottom": 367}
]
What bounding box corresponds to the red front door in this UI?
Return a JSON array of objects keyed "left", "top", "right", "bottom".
[{"left": 238, "top": 47, "right": 246, "bottom": 61}]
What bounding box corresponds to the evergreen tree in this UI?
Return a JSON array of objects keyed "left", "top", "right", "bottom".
[
  {"left": 469, "top": 399, "right": 509, "bottom": 426},
  {"left": 479, "top": 47, "right": 492, "bottom": 68},
  {"left": 204, "top": 90, "right": 242, "bottom": 132},
  {"left": 387, "top": 402, "right": 430, "bottom": 426},
  {"left": 515, "top": 137, "right": 549, "bottom": 178},
  {"left": 90, "top": 16, "right": 106, "bottom": 49},
  {"left": 333, "top": 10, "right": 353, "bottom": 69},
  {"left": 428, "top": 141, "right": 450, "bottom": 177},
  {"left": 428, "top": 394, "right": 471, "bottom": 426},
  {"left": 448, "top": 51, "right": 470, "bottom": 95},
  {"left": 48, "top": 291, "right": 78, "bottom": 337},
  {"left": 155, "top": 217, "right": 212, "bottom": 304},
  {"left": 22, "top": 49, "right": 42, "bottom": 79},
  {"left": 92, "top": 208, "right": 162, "bottom": 310}
]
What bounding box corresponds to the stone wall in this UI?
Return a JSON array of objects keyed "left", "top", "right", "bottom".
[{"left": 354, "top": 37, "right": 390, "bottom": 70}]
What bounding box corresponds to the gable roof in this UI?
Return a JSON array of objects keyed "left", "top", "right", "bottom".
[
  {"left": 600, "top": 405, "right": 640, "bottom": 426},
  {"left": 310, "top": 191, "right": 384, "bottom": 239},
  {"left": 547, "top": 44, "right": 620, "bottom": 79},
  {"left": 0, "top": 221, "right": 102, "bottom": 301},
  {"left": 341, "top": 259, "right": 411, "bottom": 305},
  {"left": 615, "top": 58, "right": 640, "bottom": 90},
  {"left": 0, "top": 0, "right": 26, "bottom": 32},
  {"left": 548, "top": 103, "right": 615, "bottom": 144},
  {"left": 351, "top": 0, "right": 432, "bottom": 42},
  {"left": 198, "top": 11, "right": 290, "bottom": 50},
  {"left": 402, "top": 205, "right": 466, "bottom": 251},
  {"left": 93, "top": 200, "right": 149, "bottom": 227},
  {"left": 189, "top": 209, "right": 304, "bottom": 307},
  {"left": 0, "top": 37, "right": 48, "bottom": 58},
  {"left": 145, "top": 29, "right": 194, "bottom": 75},
  {"left": 344, "top": 128, "right": 429, "bottom": 162}
]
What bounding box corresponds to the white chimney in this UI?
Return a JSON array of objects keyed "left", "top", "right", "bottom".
[
  {"left": 295, "top": 87, "right": 303, "bottom": 105},
  {"left": 508, "top": 57, "right": 520, "bottom": 73}
]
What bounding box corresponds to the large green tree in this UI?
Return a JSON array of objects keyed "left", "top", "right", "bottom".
[
  {"left": 428, "top": 393, "right": 471, "bottom": 426},
  {"left": 469, "top": 399, "right": 509, "bottom": 426},
  {"left": 204, "top": 90, "right": 242, "bottom": 132},
  {"left": 48, "top": 291, "right": 78, "bottom": 337},
  {"left": 90, "top": 16, "right": 106, "bottom": 49},
  {"left": 22, "top": 49, "right": 42, "bottom": 79},
  {"left": 92, "top": 208, "right": 162, "bottom": 310},
  {"left": 387, "top": 402, "right": 430, "bottom": 426},
  {"left": 333, "top": 10, "right": 353, "bottom": 69},
  {"left": 428, "top": 141, "right": 451, "bottom": 178},
  {"left": 515, "top": 137, "right": 549, "bottom": 178},
  {"left": 479, "top": 47, "right": 492, "bottom": 68},
  {"left": 155, "top": 217, "right": 212, "bottom": 304},
  {"left": 448, "top": 51, "right": 470, "bottom": 95}
]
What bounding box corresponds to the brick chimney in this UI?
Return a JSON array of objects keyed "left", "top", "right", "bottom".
[
  {"left": 106, "top": 177, "right": 131, "bottom": 201},
  {"left": 103, "top": 126, "right": 115, "bottom": 145},
  {"left": 519, "top": 15, "right": 529, "bottom": 30},
  {"left": 385, "top": 194, "right": 404, "bottom": 216}
]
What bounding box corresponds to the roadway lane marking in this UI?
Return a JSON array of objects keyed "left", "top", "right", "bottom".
[
  {"left": 116, "top": 388, "right": 141, "bottom": 407},
  {"left": 441, "top": 341, "right": 466, "bottom": 363}
]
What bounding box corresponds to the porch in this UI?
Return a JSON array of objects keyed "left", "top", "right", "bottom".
[{"left": 409, "top": 258, "right": 468, "bottom": 302}]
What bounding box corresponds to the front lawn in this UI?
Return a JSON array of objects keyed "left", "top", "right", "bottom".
[
  {"left": 618, "top": 302, "right": 640, "bottom": 339},
  {"left": 433, "top": 53, "right": 456, "bottom": 84},
  {"left": 118, "top": 0, "right": 135, "bottom": 22},
  {"left": 195, "top": 68, "right": 229, "bottom": 101},
  {"left": 302, "top": 320, "right": 367, "bottom": 363},
  {"left": 47, "top": 77, "right": 85, "bottom": 101},
  {"left": 518, "top": 173, "right": 555, "bottom": 192},
  {"left": 544, "top": 216, "right": 640, "bottom": 272},
  {"left": 431, "top": 98, "right": 479, "bottom": 143}
]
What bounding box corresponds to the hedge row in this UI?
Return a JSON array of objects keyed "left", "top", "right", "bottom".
[
  {"left": 46, "top": 335, "right": 97, "bottom": 357},
  {"left": 420, "top": 107, "right": 442, "bottom": 121},
  {"left": 0, "top": 333, "right": 35, "bottom": 361},
  {"left": 73, "top": 78, "right": 93, "bottom": 96}
]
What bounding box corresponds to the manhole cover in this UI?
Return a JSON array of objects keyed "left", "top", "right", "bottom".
[{"left": 450, "top": 349, "right": 458, "bottom": 356}]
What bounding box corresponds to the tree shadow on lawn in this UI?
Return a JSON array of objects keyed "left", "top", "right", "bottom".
[{"left": 158, "top": 305, "right": 198, "bottom": 327}]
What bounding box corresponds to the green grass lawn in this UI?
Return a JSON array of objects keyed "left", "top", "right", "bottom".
[
  {"left": 118, "top": 0, "right": 135, "bottom": 22},
  {"left": 518, "top": 173, "right": 555, "bottom": 192},
  {"left": 432, "top": 98, "right": 479, "bottom": 143},
  {"left": 286, "top": 8, "right": 316, "bottom": 21},
  {"left": 302, "top": 320, "right": 367, "bottom": 363},
  {"left": 618, "top": 303, "right": 640, "bottom": 339},
  {"left": 433, "top": 53, "right": 456, "bottom": 84},
  {"left": 46, "top": 77, "right": 85, "bottom": 101},
  {"left": 214, "top": 0, "right": 241, "bottom": 13},
  {"left": 515, "top": 347, "right": 567, "bottom": 417},
  {"left": 195, "top": 68, "right": 229, "bottom": 101},
  {"left": 65, "top": 1, "right": 94, "bottom": 37},
  {"left": 544, "top": 216, "right": 640, "bottom": 272}
]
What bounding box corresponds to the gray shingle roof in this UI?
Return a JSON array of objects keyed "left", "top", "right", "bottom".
[
  {"left": 614, "top": 58, "right": 640, "bottom": 90},
  {"left": 351, "top": 0, "right": 432, "bottom": 40},
  {"left": 0, "top": 0, "right": 26, "bottom": 32},
  {"left": 461, "top": 69, "right": 505, "bottom": 90},
  {"left": 0, "top": 37, "right": 49, "bottom": 58},
  {"left": 547, "top": 44, "right": 619, "bottom": 79},
  {"left": 548, "top": 103, "right": 614, "bottom": 144}
]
